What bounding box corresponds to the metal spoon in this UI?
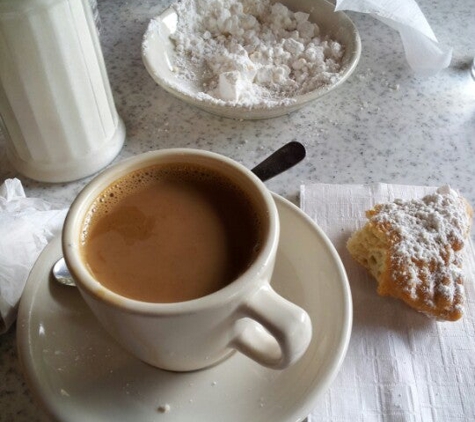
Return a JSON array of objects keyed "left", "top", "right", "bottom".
[
  {"left": 52, "top": 257, "right": 76, "bottom": 287},
  {"left": 52, "top": 141, "right": 306, "bottom": 286}
]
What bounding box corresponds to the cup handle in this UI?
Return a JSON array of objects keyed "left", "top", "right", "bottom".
[{"left": 230, "top": 285, "right": 312, "bottom": 369}]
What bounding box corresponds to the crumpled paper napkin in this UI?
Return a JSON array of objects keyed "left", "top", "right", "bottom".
[
  {"left": 0, "top": 179, "right": 68, "bottom": 334},
  {"left": 301, "top": 183, "right": 474, "bottom": 421},
  {"left": 335, "top": 0, "right": 452, "bottom": 75}
]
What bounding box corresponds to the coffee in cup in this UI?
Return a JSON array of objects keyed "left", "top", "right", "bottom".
[
  {"left": 81, "top": 162, "right": 265, "bottom": 303},
  {"left": 63, "top": 149, "right": 312, "bottom": 371}
]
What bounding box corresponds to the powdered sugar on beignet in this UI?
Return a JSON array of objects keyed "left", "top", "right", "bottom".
[{"left": 347, "top": 186, "right": 473, "bottom": 321}]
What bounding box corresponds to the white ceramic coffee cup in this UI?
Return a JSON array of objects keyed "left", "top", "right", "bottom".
[{"left": 62, "top": 149, "right": 312, "bottom": 372}]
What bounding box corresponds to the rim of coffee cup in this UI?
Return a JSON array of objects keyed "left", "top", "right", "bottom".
[{"left": 62, "top": 148, "right": 279, "bottom": 315}]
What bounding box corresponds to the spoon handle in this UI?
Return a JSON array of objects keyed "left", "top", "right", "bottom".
[{"left": 251, "top": 141, "right": 306, "bottom": 182}]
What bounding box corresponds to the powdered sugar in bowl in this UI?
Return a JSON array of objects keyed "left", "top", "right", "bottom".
[{"left": 142, "top": 0, "right": 361, "bottom": 119}]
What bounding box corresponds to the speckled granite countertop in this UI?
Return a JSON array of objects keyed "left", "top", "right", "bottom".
[{"left": 1, "top": 0, "right": 474, "bottom": 420}]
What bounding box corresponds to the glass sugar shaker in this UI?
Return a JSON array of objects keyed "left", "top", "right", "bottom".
[{"left": 0, "top": 0, "right": 125, "bottom": 183}]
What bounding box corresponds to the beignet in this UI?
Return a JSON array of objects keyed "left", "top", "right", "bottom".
[{"left": 347, "top": 187, "right": 473, "bottom": 321}]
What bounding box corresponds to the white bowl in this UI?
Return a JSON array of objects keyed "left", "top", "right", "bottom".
[{"left": 142, "top": 0, "right": 361, "bottom": 120}]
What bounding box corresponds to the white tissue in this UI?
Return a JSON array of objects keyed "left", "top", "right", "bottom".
[
  {"left": 0, "top": 179, "right": 68, "bottom": 334},
  {"left": 335, "top": 0, "right": 452, "bottom": 75}
]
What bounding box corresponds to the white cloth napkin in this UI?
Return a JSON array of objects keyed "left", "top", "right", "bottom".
[
  {"left": 300, "top": 183, "right": 475, "bottom": 422},
  {"left": 0, "top": 179, "right": 68, "bottom": 334},
  {"left": 335, "top": 0, "right": 452, "bottom": 75}
]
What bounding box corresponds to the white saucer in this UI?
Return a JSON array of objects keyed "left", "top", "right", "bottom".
[{"left": 17, "top": 194, "right": 352, "bottom": 422}]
